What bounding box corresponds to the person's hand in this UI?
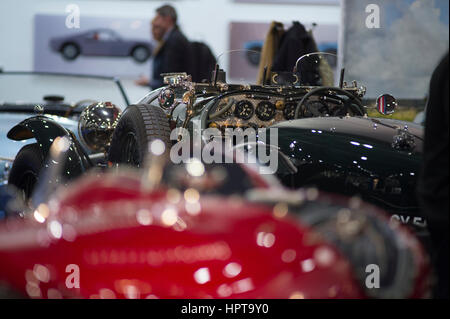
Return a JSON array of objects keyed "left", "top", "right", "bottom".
[{"left": 135, "top": 75, "right": 150, "bottom": 87}]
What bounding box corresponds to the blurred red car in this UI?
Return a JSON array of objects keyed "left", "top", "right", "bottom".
[{"left": 0, "top": 143, "right": 430, "bottom": 299}]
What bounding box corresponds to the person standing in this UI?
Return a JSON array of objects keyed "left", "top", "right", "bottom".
[
  {"left": 136, "top": 4, "right": 192, "bottom": 89},
  {"left": 417, "top": 52, "right": 449, "bottom": 299}
]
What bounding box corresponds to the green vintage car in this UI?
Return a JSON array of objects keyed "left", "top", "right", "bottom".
[{"left": 5, "top": 52, "right": 426, "bottom": 238}]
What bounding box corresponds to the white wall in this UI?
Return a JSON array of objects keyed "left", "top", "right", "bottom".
[{"left": 0, "top": 0, "right": 341, "bottom": 71}]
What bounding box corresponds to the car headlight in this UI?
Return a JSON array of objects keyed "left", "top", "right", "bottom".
[{"left": 78, "top": 101, "right": 121, "bottom": 152}]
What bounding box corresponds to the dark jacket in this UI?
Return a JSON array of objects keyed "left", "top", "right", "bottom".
[
  {"left": 417, "top": 52, "right": 449, "bottom": 299},
  {"left": 271, "top": 22, "right": 317, "bottom": 75},
  {"left": 190, "top": 41, "right": 216, "bottom": 83},
  {"left": 418, "top": 53, "right": 449, "bottom": 228},
  {"left": 151, "top": 27, "right": 192, "bottom": 89}
]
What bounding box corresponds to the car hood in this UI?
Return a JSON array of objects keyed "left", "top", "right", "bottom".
[{"left": 273, "top": 116, "right": 424, "bottom": 153}]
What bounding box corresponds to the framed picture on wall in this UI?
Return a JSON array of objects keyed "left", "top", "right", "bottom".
[
  {"left": 228, "top": 21, "right": 339, "bottom": 82},
  {"left": 340, "top": 0, "right": 449, "bottom": 99},
  {"left": 234, "top": 0, "right": 340, "bottom": 4},
  {"left": 34, "top": 14, "right": 152, "bottom": 78}
]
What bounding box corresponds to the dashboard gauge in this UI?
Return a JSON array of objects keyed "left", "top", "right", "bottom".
[
  {"left": 234, "top": 100, "right": 254, "bottom": 120},
  {"left": 276, "top": 100, "right": 285, "bottom": 110},
  {"left": 283, "top": 102, "right": 297, "bottom": 120},
  {"left": 256, "top": 101, "right": 276, "bottom": 121}
]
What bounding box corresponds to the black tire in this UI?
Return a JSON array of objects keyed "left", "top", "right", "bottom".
[
  {"left": 131, "top": 45, "right": 150, "bottom": 63},
  {"left": 8, "top": 143, "right": 44, "bottom": 200},
  {"left": 108, "top": 104, "right": 171, "bottom": 166},
  {"left": 61, "top": 42, "right": 80, "bottom": 60}
]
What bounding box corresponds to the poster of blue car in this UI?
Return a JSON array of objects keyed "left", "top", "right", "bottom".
[
  {"left": 235, "top": 0, "right": 340, "bottom": 4},
  {"left": 34, "top": 15, "right": 153, "bottom": 77},
  {"left": 229, "top": 21, "right": 339, "bottom": 82},
  {"left": 49, "top": 28, "right": 152, "bottom": 63}
]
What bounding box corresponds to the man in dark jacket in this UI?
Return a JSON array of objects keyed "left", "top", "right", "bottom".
[
  {"left": 136, "top": 5, "right": 192, "bottom": 89},
  {"left": 417, "top": 52, "right": 449, "bottom": 299}
]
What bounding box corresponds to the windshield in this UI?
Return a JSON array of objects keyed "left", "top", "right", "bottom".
[
  {"left": 0, "top": 73, "right": 129, "bottom": 109},
  {"left": 214, "top": 49, "right": 262, "bottom": 85},
  {"left": 295, "top": 52, "right": 339, "bottom": 87},
  {"left": 210, "top": 51, "right": 350, "bottom": 88}
]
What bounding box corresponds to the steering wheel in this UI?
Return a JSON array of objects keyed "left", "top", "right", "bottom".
[{"left": 294, "top": 87, "right": 365, "bottom": 119}]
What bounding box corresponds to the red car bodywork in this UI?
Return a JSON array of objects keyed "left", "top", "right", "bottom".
[{"left": 0, "top": 170, "right": 429, "bottom": 299}]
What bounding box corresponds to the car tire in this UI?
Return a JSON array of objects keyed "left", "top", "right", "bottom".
[
  {"left": 61, "top": 43, "right": 80, "bottom": 60},
  {"left": 131, "top": 45, "right": 150, "bottom": 63},
  {"left": 8, "top": 143, "right": 44, "bottom": 200},
  {"left": 108, "top": 104, "right": 171, "bottom": 166}
]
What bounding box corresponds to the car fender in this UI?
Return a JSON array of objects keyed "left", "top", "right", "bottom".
[{"left": 7, "top": 115, "right": 91, "bottom": 179}]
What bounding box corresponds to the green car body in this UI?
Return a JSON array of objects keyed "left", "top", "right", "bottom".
[{"left": 272, "top": 116, "right": 425, "bottom": 233}]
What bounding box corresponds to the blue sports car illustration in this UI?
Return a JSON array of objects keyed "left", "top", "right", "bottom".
[{"left": 49, "top": 28, "right": 152, "bottom": 63}]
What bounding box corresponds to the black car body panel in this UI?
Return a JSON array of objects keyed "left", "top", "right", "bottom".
[
  {"left": 273, "top": 116, "right": 425, "bottom": 231},
  {"left": 7, "top": 116, "right": 91, "bottom": 180}
]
